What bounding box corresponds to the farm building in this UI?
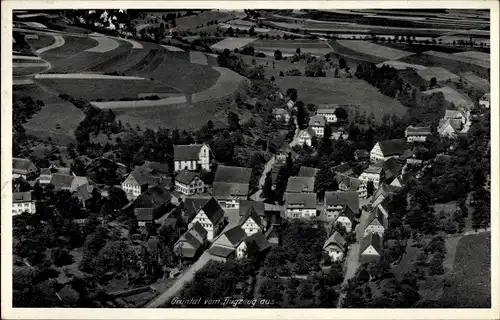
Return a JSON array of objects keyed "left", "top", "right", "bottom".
[
  {"left": 286, "top": 176, "right": 315, "bottom": 193},
  {"left": 359, "top": 232, "right": 383, "bottom": 263},
  {"left": 173, "top": 143, "right": 211, "bottom": 172},
  {"left": 315, "top": 104, "right": 338, "bottom": 123},
  {"left": 174, "top": 170, "right": 205, "bottom": 196},
  {"left": 405, "top": 126, "right": 432, "bottom": 143},
  {"left": 298, "top": 128, "right": 316, "bottom": 146},
  {"left": 285, "top": 192, "right": 317, "bottom": 219},
  {"left": 12, "top": 191, "right": 36, "bottom": 215},
  {"left": 298, "top": 166, "right": 319, "bottom": 178},
  {"left": 309, "top": 115, "right": 327, "bottom": 138},
  {"left": 213, "top": 165, "right": 252, "bottom": 210},
  {"left": 479, "top": 93, "right": 490, "bottom": 108},
  {"left": 12, "top": 157, "right": 38, "bottom": 180},
  {"left": 323, "top": 231, "right": 347, "bottom": 262},
  {"left": 188, "top": 197, "right": 225, "bottom": 241},
  {"left": 370, "top": 139, "right": 407, "bottom": 162},
  {"left": 174, "top": 221, "right": 208, "bottom": 260}
]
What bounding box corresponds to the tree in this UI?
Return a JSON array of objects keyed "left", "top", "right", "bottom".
[
  {"left": 262, "top": 171, "right": 273, "bottom": 201},
  {"left": 429, "top": 77, "right": 437, "bottom": 88},
  {"left": 296, "top": 101, "right": 309, "bottom": 129},
  {"left": 227, "top": 111, "right": 240, "bottom": 131},
  {"left": 286, "top": 88, "right": 298, "bottom": 102},
  {"left": 367, "top": 180, "right": 375, "bottom": 196},
  {"left": 274, "top": 49, "right": 283, "bottom": 60},
  {"left": 334, "top": 107, "right": 348, "bottom": 121},
  {"left": 104, "top": 187, "right": 129, "bottom": 213},
  {"left": 51, "top": 248, "right": 74, "bottom": 267},
  {"left": 213, "top": 137, "right": 234, "bottom": 163},
  {"left": 315, "top": 167, "right": 339, "bottom": 200},
  {"left": 12, "top": 177, "right": 31, "bottom": 192},
  {"left": 339, "top": 58, "right": 346, "bottom": 69},
  {"left": 296, "top": 47, "right": 301, "bottom": 55},
  {"left": 305, "top": 60, "right": 325, "bottom": 77}
]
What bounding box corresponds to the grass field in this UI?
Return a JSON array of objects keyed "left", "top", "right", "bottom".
[
  {"left": 327, "top": 40, "right": 385, "bottom": 63},
  {"left": 249, "top": 39, "right": 332, "bottom": 56},
  {"left": 417, "top": 67, "right": 459, "bottom": 82},
  {"left": 452, "top": 51, "right": 490, "bottom": 63},
  {"left": 439, "top": 232, "right": 490, "bottom": 307},
  {"left": 336, "top": 40, "right": 413, "bottom": 60},
  {"left": 189, "top": 51, "right": 208, "bottom": 65},
  {"left": 26, "top": 34, "right": 55, "bottom": 51},
  {"left": 460, "top": 72, "right": 490, "bottom": 92},
  {"left": 14, "top": 84, "right": 84, "bottom": 144},
  {"left": 192, "top": 66, "right": 249, "bottom": 103},
  {"left": 398, "top": 69, "right": 429, "bottom": 88},
  {"left": 274, "top": 76, "right": 407, "bottom": 120},
  {"left": 36, "top": 78, "right": 180, "bottom": 101},
  {"left": 176, "top": 10, "right": 241, "bottom": 30},
  {"left": 424, "top": 86, "right": 473, "bottom": 107},
  {"left": 377, "top": 60, "right": 427, "bottom": 70},
  {"left": 211, "top": 37, "right": 258, "bottom": 51}
]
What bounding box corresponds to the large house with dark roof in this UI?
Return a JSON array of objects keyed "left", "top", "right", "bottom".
[
  {"left": 12, "top": 191, "right": 36, "bottom": 215},
  {"left": 285, "top": 176, "right": 315, "bottom": 193},
  {"left": 359, "top": 233, "right": 383, "bottom": 263},
  {"left": 174, "top": 170, "right": 204, "bottom": 196},
  {"left": 188, "top": 197, "right": 225, "bottom": 240},
  {"left": 358, "top": 163, "right": 384, "bottom": 189},
  {"left": 285, "top": 192, "right": 317, "bottom": 219},
  {"left": 361, "top": 206, "right": 388, "bottom": 237},
  {"left": 324, "top": 191, "right": 360, "bottom": 228},
  {"left": 315, "top": 104, "right": 338, "bottom": 124},
  {"left": 209, "top": 225, "right": 248, "bottom": 260},
  {"left": 135, "top": 208, "right": 155, "bottom": 227},
  {"left": 121, "top": 167, "right": 164, "bottom": 200},
  {"left": 405, "top": 126, "right": 432, "bottom": 143},
  {"left": 370, "top": 139, "right": 407, "bottom": 162},
  {"left": 139, "top": 161, "right": 170, "bottom": 177},
  {"left": 309, "top": 115, "right": 327, "bottom": 138},
  {"left": 12, "top": 157, "right": 38, "bottom": 180},
  {"left": 181, "top": 196, "right": 212, "bottom": 224},
  {"left": 238, "top": 232, "right": 270, "bottom": 259},
  {"left": 173, "top": 143, "right": 211, "bottom": 171},
  {"left": 298, "top": 166, "right": 319, "bottom": 178},
  {"left": 372, "top": 183, "right": 401, "bottom": 207},
  {"left": 297, "top": 128, "right": 316, "bottom": 147},
  {"left": 335, "top": 173, "right": 367, "bottom": 199},
  {"left": 174, "top": 221, "right": 208, "bottom": 260},
  {"left": 213, "top": 165, "right": 252, "bottom": 210},
  {"left": 323, "top": 231, "right": 347, "bottom": 261}
]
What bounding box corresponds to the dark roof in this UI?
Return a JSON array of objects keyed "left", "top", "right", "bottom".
[
  {"left": 76, "top": 184, "right": 92, "bottom": 202},
  {"left": 212, "top": 182, "right": 249, "bottom": 197},
  {"left": 183, "top": 196, "right": 212, "bottom": 222},
  {"left": 309, "top": 115, "right": 326, "bottom": 127},
  {"left": 372, "top": 183, "right": 400, "bottom": 203},
  {"left": 360, "top": 233, "right": 383, "bottom": 256},
  {"left": 133, "top": 186, "right": 172, "bottom": 210},
  {"left": 223, "top": 225, "right": 248, "bottom": 246},
  {"left": 332, "top": 162, "right": 352, "bottom": 174},
  {"left": 244, "top": 232, "right": 271, "bottom": 252},
  {"left": 323, "top": 231, "right": 347, "bottom": 250},
  {"left": 239, "top": 200, "right": 265, "bottom": 217},
  {"left": 135, "top": 208, "right": 154, "bottom": 221},
  {"left": 129, "top": 168, "right": 161, "bottom": 187},
  {"left": 141, "top": 161, "right": 170, "bottom": 174},
  {"left": 12, "top": 157, "right": 34, "bottom": 173},
  {"left": 175, "top": 170, "right": 199, "bottom": 185},
  {"left": 208, "top": 245, "right": 235, "bottom": 258},
  {"left": 214, "top": 165, "right": 252, "bottom": 184},
  {"left": 406, "top": 126, "right": 432, "bottom": 136},
  {"left": 264, "top": 225, "right": 279, "bottom": 240},
  {"left": 336, "top": 173, "right": 362, "bottom": 191},
  {"left": 12, "top": 191, "right": 32, "bottom": 203},
  {"left": 325, "top": 191, "right": 359, "bottom": 213},
  {"left": 50, "top": 174, "right": 74, "bottom": 190},
  {"left": 176, "top": 222, "right": 207, "bottom": 258},
  {"left": 286, "top": 176, "right": 315, "bottom": 193},
  {"left": 285, "top": 192, "right": 317, "bottom": 209},
  {"left": 364, "top": 208, "right": 387, "bottom": 229},
  {"left": 340, "top": 205, "right": 357, "bottom": 223},
  {"left": 238, "top": 205, "right": 263, "bottom": 227},
  {"left": 377, "top": 139, "right": 407, "bottom": 156},
  {"left": 200, "top": 197, "right": 224, "bottom": 224},
  {"left": 298, "top": 166, "right": 319, "bottom": 178},
  {"left": 57, "top": 285, "right": 80, "bottom": 305},
  {"left": 354, "top": 149, "right": 370, "bottom": 159},
  {"left": 299, "top": 127, "right": 316, "bottom": 138},
  {"left": 316, "top": 104, "right": 338, "bottom": 114},
  {"left": 382, "top": 158, "right": 402, "bottom": 177},
  {"left": 174, "top": 144, "right": 205, "bottom": 161}
]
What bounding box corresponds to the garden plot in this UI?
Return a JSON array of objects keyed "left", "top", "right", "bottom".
[
  {"left": 210, "top": 37, "right": 257, "bottom": 51},
  {"left": 85, "top": 36, "right": 120, "bottom": 53},
  {"left": 417, "top": 67, "right": 459, "bottom": 82},
  {"left": 460, "top": 72, "right": 490, "bottom": 92},
  {"left": 377, "top": 60, "right": 428, "bottom": 70},
  {"left": 424, "top": 86, "right": 473, "bottom": 108},
  {"left": 336, "top": 40, "right": 413, "bottom": 60},
  {"left": 189, "top": 51, "right": 208, "bottom": 65}
]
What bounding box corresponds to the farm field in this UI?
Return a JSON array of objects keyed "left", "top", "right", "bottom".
[
  {"left": 236, "top": 53, "right": 308, "bottom": 77},
  {"left": 210, "top": 37, "right": 257, "bottom": 51},
  {"left": 13, "top": 65, "right": 49, "bottom": 77},
  {"left": 439, "top": 232, "right": 490, "bottom": 307},
  {"left": 377, "top": 60, "right": 427, "bottom": 70},
  {"left": 377, "top": 42, "right": 467, "bottom": 54},
  {"left": 424, "top": 86, "right": 473, "bottom": 108},
  {"left": 417, "top": 67, "right": 459, "bottom": 82},
  {"left": 13, "top": 84, "right": 85, "bottom": 144},
  {"left": 249, "top": 39, "right": 333, "bottom": 56},
  {"left": 189, "top": 51, "right": 208, "bottom": 65},
  {"left": 460, "top": 72, "right": 490, "bottom": 92},
  {"left": 336, "top": 40, "right": 413, "bottom": 60},
  {"left": 36, "top": 78, "right": 180, "bottom": 101},
  {"left": 452, "top": 50, "right": 490, "bottom": 63},
  {"left": 86, "top": 44, "right": 156, "bottom": 73},
  {"left": 176, "top": 10, "right": 242, "bottom": 30},
  {"left": 192, "top": 66, "right": 249, "bottom": 103},
  {"left": 424, "top": 50, "right": 489, "bottom": 69},
  {"left": 327, "top": 40, "right": 385, "bottom": 64},
  {"left": 397, "top": 69, "right": 429, "bottom": 88},
  {"left": 26, "top": 34, "right": 55, "bottom": 51},
  {"left": 274, "top": 76, "right": 408, "bottom": 120},
  {"left": 38, "top": 35, "right": 98, "bottom": 58}
]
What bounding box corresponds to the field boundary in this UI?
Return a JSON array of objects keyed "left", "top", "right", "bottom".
[
  {"left": 36, "top": 35, "right": 65, "bottom": 54},
  {"left": 85, "top": 36, "right": 120, "bottom": 53},
  {"left": 34, "top": 73, "right": 147, "bottom": 80}
]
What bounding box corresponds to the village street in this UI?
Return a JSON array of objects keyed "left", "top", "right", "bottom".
[{"left": 336, "top": 242, "right": 360, "bottom": 308}]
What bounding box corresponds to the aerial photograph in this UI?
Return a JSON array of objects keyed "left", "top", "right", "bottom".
[{"left": 11, "top": 8, "right": 491, "bottom": 309}]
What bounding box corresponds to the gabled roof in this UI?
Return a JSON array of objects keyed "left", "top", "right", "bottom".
[
  {"left": 299, "top": 128, "right": 316, "bottom": 138},
  {"left": 298, "top": 166, "right": 319, "bottom": 178},
  {"left": 175, "top": 170, "right": 199, "bottom": 185},
  {"left": 50, "top": 174, "right": 75, "bottom": 190},
  {"left": 372, "top": 183, "right": 400, "bottom": 203},
  {"left": 354, "top": 149, "right": 370, "bottom": 159},
  {"left": 360, "top": 232, "right": 383, "bottom": 255},
  {"left": 222, "top": 225, "right": 247, "bottom": 247},
  {"left": 364, "top": 208, "right": 387, "bottom": 229},
  {"left": 214, "top": 165, "right": 251, "bottom": 184},
  {"left": 129, "top": 168, "right": 162, "bottom": 187},
  {"left": 406, "top": 125, "right": 432, "bottom": 136},
  {"left": 309, "top": 115, "right": 326, "bottom": 127},
  {"left": 332, "top": 162, "right": 352, "bottom": 174},
  {"left": 286, "top": 176, "right": 315, "bottom": 193},
  {"left": 339, "top": 205, "right": 357, "bottom": 223},
  {"left": 376, "top": 139, "right": 407, "bottom": 156},
  {"left": 382, "top": 157, "right": 402, "bottom": 177},
  {"left": 316, "top": 104, "right": 338, "bottom": 114},
  {"left": 75, "top": 184, "right": 92, "bottom": 202},
  {"left": 285, "top": 192, "right": 317, "bottom": 209},
  {"left": 212, "top": 182, "right": 249, "bottom": 198},
  {"left": 272, "top": 108, "right": 289, "bottom": 116},
  {"left": 12, "top": 191, "right": 32, "bottom": 203},
  {"left": 438, "top": 119, "right": 462, "bottom": 131},
  {"left": 199, "top": 197, "right": 224, "bottom": 224},
  {"left": 323, "top": 231, "right": 347, "bottom": 250},
  {"left": 244, "top": 232, "right": 271, "bottom": 252},
  {"left": 12, "top": 157, "right": 35, "bottom": 173},
  {"left": 174, "top": 144, "right": 206, "bottom": 161},
  {"left": 133, "top": 185, "right": 172, "bottom": 210},
  {"left": 335, "top": 173, "right": 362, "bottom": 191},
  {"left": 141, "top": 161, "right": 170, "bottom": 174},
  {"left": 480, "top": 93, "right": 490, "bottom": 101},
  {"left": 176, "top": 222, "right": 207, "bottom": 258},
  {"left": 325, "top": 191, "right": 359, "bottom": 213},
  {"left": 238, "top": 205, "right": 263, "bottom": 227},
  {"left": 239, "top": 200, "right": 265, "bottom": 217},
  {"left": 363, "top": 163, "right": 384, "bottom": 175},
  {"left": 183, "top": 196, "right": 212, "bottom": 221},
  {"left": 135, "top": 208, "right": 154, "bottom": 221},
  {"left": 57, "top": 284, "right": 80, "bottom": 305},
  {"left": 444, "top": 109, "right": 465, "bottom": 119},
  {"left": 208, "top": 245, "right": 235, "bottom": 258}
]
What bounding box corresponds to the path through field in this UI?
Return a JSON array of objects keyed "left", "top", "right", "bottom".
[
  {"left": 34, "top": 73, "right": 147, "bottom": 80},
  {"left": 86, "top": 36, "right": 120, "bottom": 53},
  {"left": 36, "top": 35, "right": 65, "bottom": 54},
  {"left": 337, "top": 242, "right": 360, "bottom": 308}
]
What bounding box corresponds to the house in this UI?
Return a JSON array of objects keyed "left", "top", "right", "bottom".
[
  {"left": 285, "top": 176, "right": 315, "bottom": 193},
  {"left": 335, "top": 173, "right": 367, "bottom": 199},
  {"left": 173, "top": 143, "right": 211, "bottom": 171},
  {"left": 371, "top": 183, "right": 400, "bottom": 207},
  {"left": 237, "top": 231, "right": 271, "bottom": 259},
  {"left": 382, "top": 158, "right": 402, "bottom": 184},
  {"left": 265, "top": 225, "right": 280, "bottom": 246},
  {"left": 38, "top": 168, "right": 54, "bottom": 185},
  {"left": 12, "top": 191, "right": 36, "bottom": 215},
  {"left": 286, "top": 98, "right": 295, "bottom": 109},
  {"left": 315, "top": 105, "right": 338, "bottom": 123},
  {"left": 331, "top": 126, "right": 349, "bottom": 140},
  {"left": 332, "top": 205, "right": 357, "bottom": 232},
  {"left": 189, "top": 197, "right": 225, "bottom": 241},
  {"left": 354, "top": 149, "right": 370, "bottom": 161},
  {"left": 75, "top": 184, "right": 95, "bottom": 209},
  {"left": 174, "top": 221, "right": 208, "bottom": 260},
  {"left": 438, "top": 119, "right": 462, "bottom": 138},
  {"left": 298, "top": 166, "right": 319, "bottom": 178},
  {"left": 405, "top": 126, "right": 432, "bottom": 143},
  {"left": 308, "top": 115, "right": 326, "bottom": 138},
  {"left": 444, "top": 109, "right": 467, "bottom": 124},
  {"left": 275, "top": 145, "right": 298, "bottom": 165},
  {"left": 358, "top": 163, "right": 384, "bottom": 189},
  {"left": 139, "top": 160, "right": 170, "bottom": 178},
  {"left": 479, "top": 93, "right": 490, "bottom": 108},
  {"left": 174, "top": 170, "right": 204, "bottom": 196},
  {"left": 332, "top": 162, "right": 354, "bottom": 176},
  {"left": 213, "top": 165, "right": 252, "bottom": 209},
  {"left": 323, "top": 191, "right": 360, "bottom": 228},
  {"left": 210, "top": 225, "right": 248, "bottom": 259},
  {"left": 297, "top": 128, "right": 316, "bottom": 147},
  {"left": 121, "top": 168, "right": 162, "bottom": 200},
  {"left": 362, "top": 207, "right": 388, "bottom": 237},
  {"left": 56, "top": 284, "right": 80, "bottom": 307},
  {"left": 272, "top": 108, "right": 291, "bottom": 123},
  {"left": 12, "top": 157, "right": 38, "bottom": 180},
  {"left": 323, "top": 231, "right": 347, "bottom": 261},
  {"left": 238, "top": 201, "right": 265, "bottom": 236},
  {"left": 285, "top": 192, "right": 317, "bottom": 219},
  {"left": 135, "top": 208, "right": 154, "bottom": 227},
  {"left": 389, "top": 176, "right": 405, "bottom": 188},
  {"left": 359, "top": 233, "right": 383, "bottom": 263},
  {"left": 370, "top": 139, "right": 407, "bottom": 162},
  {"left": 181, "top": 196, "right": 213, "bottom": 224}
]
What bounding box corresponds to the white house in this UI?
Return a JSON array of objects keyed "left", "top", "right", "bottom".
[
  {"left": 238, "top": 205, "right": 263, "bottom": 236},
  {"left": 298, "top": 128, "right": 315, "bottom": 147},
  {"left": 315, "top": 105, "right": 338, "bottom": 124},
  {"left": 121, "top": 168, "right": 162, "bottom": 200},
  {"left": 324, "top": 191, "right": 359, "bottom": 231},
  {"left": 308, "top": 115, "right": 326, "bottom": 138},
  {"left": 212, "top": 165, "right": 252, "bottom": 210},
  {"left": 362, "top": 207, "right": 387, "bottom": 237},
  {"left": 12, "top": 191, "right": 36, "bottom": 215},
  {"left": 323, "top": 231, "right": 347, "bottom": 262},
  {"left": 189, "top": 197, "right": 225, "bottom": 241},
  {"left": 358, "top": 164, "right": 384, "bottom": 189},
  {"left": 370, "top": 139, "right": 407, "bottom": 162},
  {"left": 359, "top": 233, "right": 383, "bottom": 263},
  {"left": 336, "top": 173, "right": 367, "bottom": 199},
  {"left": 173, "top": 143, "right": 211, "bottom": 171},
  {"left": 12, "top": 158, "right": 38, "bottom": 180},
  {"left": 405, "top": 126, "right": 432, "bottom": 143},
  {"left": 272, "top": 108, "right": 291, "bottom": 123},
  {"left": 479, "top": 93, "right": 490, "bottom": 109},
  {"left": 285, "top": 192, "right": 317, "bottom": 219},
  {"left": 444, "top": 109, "right": 467, "bottom": 124},
  {"left": 331, "top": 127, "right": 349, "bottom": 140},
  {"left": 210, "top": 225, "right": 248, "bottom": 259},
  {"left": 175, "top": 170, "right": 205, "bottom": 196},
  {"left": 438, "top": 119, "right": 462, "bottom": 138}
]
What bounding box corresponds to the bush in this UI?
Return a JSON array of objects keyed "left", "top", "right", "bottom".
[
  {"left": 51, "top": 248, "right": 74, "bottom": 267},
  {"left": 279, "top": 71, "right": 284, "bottom": 76},
  {"left": 285, "top": 69, "right": 302, "bottom": 76},
  {"left": 255, "top": 52, "right": 266, "bottom": 58}
]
